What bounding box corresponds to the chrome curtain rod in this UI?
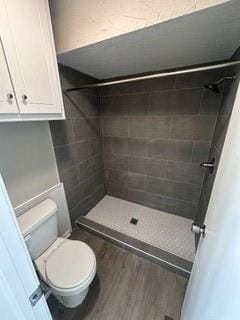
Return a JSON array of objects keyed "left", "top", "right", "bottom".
[{"left": 65, "top": 60, "right": 240, "bottom": 92}]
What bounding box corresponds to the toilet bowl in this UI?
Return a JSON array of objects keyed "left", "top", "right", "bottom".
[
  {"left": 35, "top": 237, "right": 96, "bottom": 308},
  {"left": 17, "top": 199, "right": 97, "bottom": 308}
]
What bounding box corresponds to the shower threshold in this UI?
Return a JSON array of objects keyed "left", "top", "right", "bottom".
[{"left": 76, "top": 196, "right": 195, "bottom": 278}]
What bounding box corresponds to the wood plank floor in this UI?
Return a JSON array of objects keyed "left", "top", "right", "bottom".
[{"left": 48, "top": 229, "right": 188, "bottom": 320}]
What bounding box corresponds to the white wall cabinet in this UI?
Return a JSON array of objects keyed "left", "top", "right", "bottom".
[
  {"left": 0, "top": 0, "right": 64, "bottom": 121},
  {"left": 0, "top": 39, "right": 19, "bottom": 117}
]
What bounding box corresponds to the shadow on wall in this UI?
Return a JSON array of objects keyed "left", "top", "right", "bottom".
[
  {"left": 195, "top": 63, "right": 240, "bottom": 227},
  {"left": 49, "top": 65, "right": 105, "bottom": 225}
]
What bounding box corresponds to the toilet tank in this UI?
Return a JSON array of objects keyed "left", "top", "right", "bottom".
[{"left": 17, "top": 199, "right": 58, "bottom": 260}]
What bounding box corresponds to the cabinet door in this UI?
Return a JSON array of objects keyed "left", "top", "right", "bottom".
[
  {"left": 0, "top": 0, "right": 63, "bottom": 114},
  {"left": 0, "top": 39, "right": 19, "bottom": 114}
]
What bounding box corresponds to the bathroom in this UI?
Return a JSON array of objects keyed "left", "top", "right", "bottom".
[{"left": 0, "top": 1, "right": 240, "bottom": 320}]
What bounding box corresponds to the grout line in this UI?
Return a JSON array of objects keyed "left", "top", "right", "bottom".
[
  {"left": 190, "top": 141, "right": 194, "bottom": 163},
  {"left": 108, "top": 166, "right": 201, "bottom": 184},
  {"left": 164, "top": 160, "right": 168, "bottom": 179},
  {"left": 198, "top": 88, "right": 205, "bottom": 115},
  {"left": 101, "top": 135, "right": 213, "bottom": 145},
  {"left": 148, "top": 91, "right": 151, "bottom": 115}
]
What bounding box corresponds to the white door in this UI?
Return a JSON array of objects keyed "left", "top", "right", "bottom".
[
  {"left": 0, "top": 38, "right": 19, "bottom": 114},
  {"left": 181, "top": 81, "right": 240, "bottom": 319},
  {"left": 0, "top": 174, "right": 52, "bottom": 320},
  {"left": 0, "top": 0, "right": 63, "bottom": 114}
]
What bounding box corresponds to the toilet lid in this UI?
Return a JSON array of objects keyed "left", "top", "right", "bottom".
[{"left": 45, "top": 240, "right": 96, "bottom": 289}]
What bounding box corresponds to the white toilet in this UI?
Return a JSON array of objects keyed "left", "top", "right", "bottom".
[{"left": 17, "top": 198, "right": 96, "bottom": 308}]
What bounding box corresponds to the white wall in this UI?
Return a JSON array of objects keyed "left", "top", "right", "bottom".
[
  {"left": 50, "top": 0, "right": 228, "bottom": 55},
  {"left": 0, "top": 122, "right": 59, "bottom": 207}
]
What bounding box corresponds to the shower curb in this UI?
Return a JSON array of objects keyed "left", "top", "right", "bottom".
[{"left": 76, "top": 216, "right": 192, "bottom": 279}]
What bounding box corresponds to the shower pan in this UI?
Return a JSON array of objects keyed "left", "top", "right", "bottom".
[{"left": 77, "top": 196, "right": 195, "bottom": 278}]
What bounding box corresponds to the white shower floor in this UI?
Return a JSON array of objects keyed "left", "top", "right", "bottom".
[{"left": 86, "top": 196, "right": 195, "bottom": 262}]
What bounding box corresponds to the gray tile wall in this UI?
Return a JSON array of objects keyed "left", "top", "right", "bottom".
[
  {"left": 50, "top": 65, "right": 105, "bottom": 224},
  {"left": 100, "top": 70, "right": 225, "bottom": 219},
  {"left": 195, "top": 66, "right": 240, "bottom": 226},
  {"left": 49, "top": 64, "right": 239, "bottom": 225}
]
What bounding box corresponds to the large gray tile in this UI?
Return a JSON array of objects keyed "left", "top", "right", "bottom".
[
  {"left": 128, "top": 138, "right": 148, "bottom": 156},
  {"left": 128, "top": 173, "right": 146, "bottom": 190},
  {"left": 54, "top": 144, "right": 76, "bottom": 172},
  {"left": 63, "top": 92, "right": 86, "bottom": 119},
  {"left": 101, "top": 96, "right": 129, "bottom": 115},
  {"left": 70, "top": 185, "right": 105, "bottom": 221},
  {"left": 147, "top": 158, "right": 166, "bottom": 178},
  {"left": 200, "top": 89, "right": 222, "bottom": 115},
  {"left": 105, "top": 182, "right": 128, "bottom": 200},
  {"left": 102, "top": 117, "right": 128, "bottom": 137},
  {"left": 110, "top": 137, "right": 129, "bottom": 155},
  {"left": 94, "top": 170, "right": 105, "bottom": 186},
  {"left": 171, "top": 116, "right": 216, "bottom": 141},
  {"left": 145, "top": 177, "right": 186, "bottom": 200},
  {"left": 66, "top": 177, "right": 95, "bottom": 211},
  {"left": 72, "top": 118, "right": 101, "bottom": 141},
  {"left": 128, "top": 156, "right": 148, "bottom": 174},
  {"left": 127, "top": 189, "right": 165, "bottom": 211},
  {"left": 72, "top": 140, "right": 92, "bottom": 163},
  {"left": 101, "top": 94, "right": 149, "bottom": 116},
  {"left": 59, "top": 166, "right": 79, "bottom": 194},
  {"left": 150, "top": 89, "right": 202, "bottom": 115},
  {"left": 184, "top": 184, "right": 202, "bottom": 204},
  {"left": 105, "top": 169, "right": 128, "bottom": 188},
  {"left": 144, "top": 192, "right": 163, "bottom": 209},
  {"left": 166, "top": 161, "right": 204, "bottom": 185},
  {"left": 161, "top": 197, "right": 197, "bottom": 219},
  {"left": 104, "top": 153, "right": 128, "bottom": 171},
  {"left": 129, "top": 116, "right": 171, "bottom": 138},
  {"left": 78, "top": 155, "right": 104, "bottom": 181},
  {"left": 192, "top": 142, "right": 211, "bottom": 163},
  {"left": 103, "top": 137, "right": 113, "bottom": 153},
  {"left": 212, "top": 115, "right": 229, "bottom": 153},
  {"left": 50, "top": 119, "right": 74, "bottom": 147},
  {"left": 110, "top": 137, "right": 147, "bottom": 156},
  {"left": 129, "top": 117, "right": 147, "bottom": 138},
  {"left": 84, "top": 94, "right": 100, "bottom": 117},
  {"left": 128, "top": 188, "right": 148, "bottom": 206},
  {"left": 90, "top": 137, "right": 103, "bottom": 155},
  {"left": 148, "top": 139, "right": 193, "bottom": 161}
]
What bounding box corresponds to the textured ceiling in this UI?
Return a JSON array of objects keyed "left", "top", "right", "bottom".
[{"left": 58, "top": 1, "right": 240, "bottom": 79}]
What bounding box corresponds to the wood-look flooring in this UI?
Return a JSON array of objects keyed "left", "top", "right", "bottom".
[{"left": 48, "top": 229, "right": 187, "bottom": 320}]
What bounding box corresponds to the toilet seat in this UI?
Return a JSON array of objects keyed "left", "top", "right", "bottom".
[{"left": 45, "top": 240, "right": 96, "bottom": 291}]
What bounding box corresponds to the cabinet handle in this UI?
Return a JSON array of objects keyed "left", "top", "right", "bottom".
[
  {"left": 22, "top": 94, "right": 28, "bottom": 102},
  {"left": 7, "top": 93, "right": 14, "bottom": 100}
]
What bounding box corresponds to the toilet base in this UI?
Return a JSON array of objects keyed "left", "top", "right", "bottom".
[{"left": 53, "top": 287, "right": 89, "bottom": 308}]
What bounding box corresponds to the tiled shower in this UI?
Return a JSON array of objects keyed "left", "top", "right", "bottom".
[
  {"left": 101, "top": 72, "right": 222, "bottom": 220},
  {"left": 50, "top": 63, "right": 239, "bottom": 273}
]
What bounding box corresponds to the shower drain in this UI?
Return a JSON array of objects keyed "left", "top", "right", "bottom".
[{"left": 130, "top": 217, "right": 138, "bottom": 225}]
